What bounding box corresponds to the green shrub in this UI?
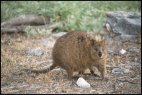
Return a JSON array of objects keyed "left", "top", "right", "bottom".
[{"left": 1, "top": 1, "right": 140, "bottom": 33}]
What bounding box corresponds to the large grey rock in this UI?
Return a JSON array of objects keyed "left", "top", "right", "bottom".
[{"left": 106, "top": 11, "right": 141, "bottom": 36}]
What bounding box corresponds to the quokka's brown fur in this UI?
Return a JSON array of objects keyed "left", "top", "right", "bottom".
[{"left": 31, "top": 32, "right": 108, "bottom": 79}]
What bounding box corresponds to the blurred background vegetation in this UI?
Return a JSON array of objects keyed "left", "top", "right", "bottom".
[{"left": 1, "top": 1, "right": 140, "bottom": 32}]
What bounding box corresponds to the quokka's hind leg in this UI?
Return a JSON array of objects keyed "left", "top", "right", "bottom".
[
  {"left": 89, "top": 68, "right": 94, "bottom": 74},
  {"left": 78, "top": 70, "right": 84, "bottom": 77},
  {"left": 89, "top": 67, "right": 100, "bottom": 77},
  {"left": 66, "top": 68, "right": 73, "bottom": 79},
  {"left": 79, "top": 71, "right": 83, "bottom": 74},
  {"left": 78, "top": 68, "right": 98, "bottom": 76}
]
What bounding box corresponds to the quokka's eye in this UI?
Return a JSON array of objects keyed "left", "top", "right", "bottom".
[
  {"left": 101, "top": 48, "right": 104, "bottom": 51},
  {"left": 94, "top": 47, "right": 98, "bottom": 51}
]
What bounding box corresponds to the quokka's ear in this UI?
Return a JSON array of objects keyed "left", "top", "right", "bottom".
[
  {"left": 77, "top": 35, "right": 85, "bottom": 43},
  {"left": 90, "top": 39, "right": 95, "bottom": 46},
  {"left": 101, "top": 39, "right": 107, "bottom": 46}
]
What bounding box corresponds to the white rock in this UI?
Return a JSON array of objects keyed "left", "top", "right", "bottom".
[
  {"left": 106, "top": 23, "right": 111, "bottom": 32},
  {"left": 52, "top": 32, "right": 67, "bottom": 39},
  {"left": 76, "top": 77, "right": 91, "bottom": 88},
  {"left": 123, "top": 68, "right": 130, "bottom": 73},
  {"left": 119, "top": 49, "right": 126, "bottom": 54},
  {"left": 90, "top": 89, "right": 96, "bottom": 93}
]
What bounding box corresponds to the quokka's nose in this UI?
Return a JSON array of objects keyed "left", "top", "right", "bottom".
[{"left": 98, "top": 52, "right": 102, "bottom": 57}]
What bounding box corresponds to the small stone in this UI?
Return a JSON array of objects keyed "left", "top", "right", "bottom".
[
  {"left": 53, "top": 68, "right": 62, "bottom": 71},
  {"left": 112, "top": 67, "right": 130, "bottom": 74},
  {"left": 52, "top": 32, "right": 67, "bottom": 39},
  {"left": 112, "top": 67, "right": 124, "bottom": 74},
  {"left": 119, "top": 49, "right": 126, "bottom": 54},
  {"left": 129, "top": 47, "right": 139, "bottom": 53},
  {"left": 123, "top": 68, "right": 130, "bottom": 73},
  {"left": 76, "top": 77, "right": 91, "bottom": 88},
  {"left": 96, "top": 90, "right": 104, "bottom": 94},
  {"left": 90, "top": 89, "right": 96, "bottom": 93},
  {"left": 26, "top": 47, "right": 44, "bottom": 56},
  {"left": 105, "top": 23, "right": 111, "bottom": 32},
  {"left": 108, "top": 49, "right": 114, "bottom": 54}
]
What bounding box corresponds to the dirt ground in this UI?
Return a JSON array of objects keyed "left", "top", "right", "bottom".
[{"left": 1, "top": 32, "right": 141, "bottom": 94}]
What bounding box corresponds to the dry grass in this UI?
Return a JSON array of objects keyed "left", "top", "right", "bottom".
[{"left": 1, "top": 34, "right": 53, "bottom": 84}]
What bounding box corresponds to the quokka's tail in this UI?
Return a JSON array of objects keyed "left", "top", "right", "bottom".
[
  {"left": 29, "top": 64, "right": 57, "bottom": 74},
  {"left": 30, "top": 67, "right": 50, "bottom": 74}
]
